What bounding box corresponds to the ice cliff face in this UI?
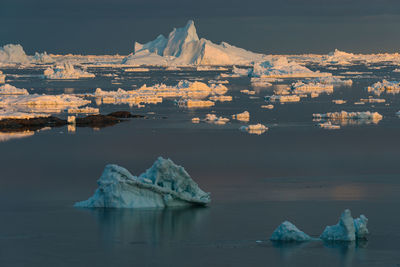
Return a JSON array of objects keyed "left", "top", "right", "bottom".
[
  {"left": 124, "top": 20, "right": 265, "bottom": 66},
  {"left": 75, "top": 157, "right": 211, "bottom": 208}
]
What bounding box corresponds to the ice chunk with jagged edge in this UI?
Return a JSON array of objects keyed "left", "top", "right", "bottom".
[
  {"left": 74, "top": 157, "right": 211, "bottom": 208},
  {"left": 0, "top": 44, "right": 30, "bottom": 64},
  {"left": 320, "top": 209, "right": 369, "bottom": 241},
  {"left": 123, "top": 20, "right": 265, "bottom": 66},
  {"left": 270, "top": 221, "right": 311, "bottom": 242},
  {"left": 0, "top": 84, "right": 28, "bottom": 95},
  {"left": 320, "top": 209, "right": 356, "bottom": 241},
  {"left": 250, "top": 57, "right": 331, "bottom": 78},
  {"left": 43, "top": 62, "right": 95, "bottom": 79}
]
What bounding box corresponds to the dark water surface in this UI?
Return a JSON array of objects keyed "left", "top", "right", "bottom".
[{"left": 0, "top": 65, "right": 400, "bottom": 266}]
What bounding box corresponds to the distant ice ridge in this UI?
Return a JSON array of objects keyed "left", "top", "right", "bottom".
[
  {"left": 123, "top": 20, "right": 266, "bottom": 66},
  {"left": 74, "top": 157, "right": 211, "bottom": 208},
  {"left": 0, "top": 84, "right": 29, "bottom": 95},
  {"left": 250, "top": 57, "right": 331, "bottom": 78},
  {"left": 367, "top": 80, "right": 400, "bottom": 95},
  {"left": 320, "top": 209, "right": 369, "bottom": 241},
  {"left": 43, "top": 63, "right": 95, "bottom": 79},
  {"left": 204, "top": 114, "right": 229, "bottom": 125},
  {"left": 0, "top": 44, "right": 30, "bottom": 64},
  {"left": 0, "top": 71, "right": 5, "bottom": 83},
  {"left": 270, "top": 221, "right": 311, "bottom": 242}
]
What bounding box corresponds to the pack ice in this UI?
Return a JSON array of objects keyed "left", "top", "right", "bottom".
[
  {"left": 270, "top": 221, "right": 311, "bottom": 242},
  {"left": 123, "top": 20, "right": 265, "bottom": 66},
  {"left": 320, "top": 209, "right": 369, "bottom": 241},
  {"left": 75, "top": 157, "right": 211, "bottom": 208}
]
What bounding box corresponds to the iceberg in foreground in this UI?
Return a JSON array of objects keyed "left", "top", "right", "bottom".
[
  {"left": 75, "top": 157, "right": 211, "bottom": 208},
  {"left": 320, "top": 209, "right": 369, "bottom": 241},
  {"left": 270, "top": 221, "right": 311, "bottom": 242}
]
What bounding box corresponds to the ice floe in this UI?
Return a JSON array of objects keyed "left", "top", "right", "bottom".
[
  {"left": 74, "top": 157, "right": 211, "bottom": 208},
  {"left": 0, "top": 110, "right": 50, "bottom": 120},
  {"left": 232, "top": 111, "right": 250, "bottom": 122},
  {"left": 123, "top": 20, "right": 265, "bottom": 66},
  {"left": 291, "top": 81, "right": 333, "bottom": 95},
  {"left": 270, "top": 221, "right": 311, "bottom": 242},
  {"left": 33, "top": 52, "right": 54, "bottom": 64},
  {"left": 267, "top": 95, "right": 301, "bottom": 103},
  {"left": 318, "top": 121, "right": 341, "bottom": 130},
  {"left": 123, "top": 67, "right": 150, "bottom": 72},
  {"left": 0, "top": 71, "right": 5, "bottom": 83},
  {"left": 320, "top": 209, "right": 369, "bottom": 241},
  {"left": 204, "top": 114, "right": 230, "bottom": 125},
  {"left": 367, "top": 80, "right": 400, "bottom": 95},
  {"left": 67, "top": 107, "right": 99, "bottom": 114},
  {"left": 43, "top": 63, "right": 95, "bottom": 79},
  {"left": 0, "top": 84, "right": 29, "bottom": 95},
  {"left": 0, "top": 131, "right": 35, "bottom": 142},
  {"left": 313, "top": 111, "right": 383, "bottom": 123},
  {"left": 240, "top": 124, "right": 268, "bottom": 135},
  {"left": 332, "top": 99, "right": 347, "bottom": 105}
]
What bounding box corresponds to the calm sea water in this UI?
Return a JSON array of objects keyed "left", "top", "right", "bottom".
[{"left": 0, "top": 64, "right": 400, "bottom": 266}]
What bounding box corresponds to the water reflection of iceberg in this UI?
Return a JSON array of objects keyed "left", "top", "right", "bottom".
[
  {"left": 323, "top": 240, "right": 368, "bottom": 267},
  {"left": 90, "top": 207, "right": 209, "bottom": 246}
]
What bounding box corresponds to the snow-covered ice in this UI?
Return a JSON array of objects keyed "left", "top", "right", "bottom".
[
  {"left": 0, "top": 84, "right": 29, "bottom": 95},
  {"left": 74, "top": 157, "right": 211, "bottom": 208},
  {"left": 43, "top": 63, "right": 95, "bottom": 79},
  {"left": 270, "top": 221, "right": 311, "bottom": 242},
  {"left": 291, "top": 81, "right": 333, "bottom": 95}
]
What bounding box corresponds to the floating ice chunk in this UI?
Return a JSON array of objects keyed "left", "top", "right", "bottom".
[
  {"left": 0, "top": 71, "right": 5, "bottom": 83},
  {"left": 123, "top": 68, "right": 150, "bottom": 72},
  {"left": 291, "top": 81, "right": 333, "bottom": 95},
  {"left": 209, "top": 95, "right": 232, "bottom": 102},
  {"left": 205, "top": 114, "right": 229, "bottom": 125},
  {"left": 261, "top": 104, "right": 274, "bottom": 109},
  {"left": 232, "top": 66, "right": 251, "bottom": 76},
  {"left": 240, "top": 123, "right": 268, "bottom": 135},
  {"left": 267, "top": 95, "right": 301, "bottom": 103},
  {"left": 311, "top": 76, "right": 353, "bottom": 86},
  {"left": 196, "top": 66, "right": 228, "bottom": 71},
  {"left": 320, "top": 209, "right": 356, "bottom": 241},
  {"left": 397, "top": 111, "right": 400, "bottom": 116},
  {"left": 354, "top": 102, "right": 365, "bottom": 105},
  {"left": 67, "top": 107, "right": 99, "bottom": 114},
  {"left": 318, "top": 121, "right": 340, "bottom": 130},
  {"left": 354, "top": 215, "right": 369, "bottom": 239},
  {"left": 240, "top": 89, "right": 256, "bottom": 95},
  {"left": 324, "top": 49, "right": 355, "bottom": 65},
  {"left": 232, "top": 111, "right": 250, "bottom": 122},
  {"left": 250, "top": 57, "right": 331, "bottom": 78},
  {"left": 67, "top": 115, "right": 76, "bottom": 124},
  {"left": 0, "top": 44, "right": 30, "bottom": 64},
  {"left": 191, "top": 117, "right": 200, "bottom": 123},
  {"left": 360, "top": 98, "right": 385, "bottom": 103},
  {"left": 320, "top": 209, "right": 369, "bottom": 241},
  {"left": 33, "top": 52, "right": 54, "bottom": 63},
  {"left": 393, "top": 68, "right": 400, "bottom": 73},
  {"left": 178, "top": 99, "right": 215, "bottom": 108},
  {"left": 0, "top": 84, "right": 28, "bottom": 95},
  {"left": 367, "top": 80, "right": 400, "bottom": 95},
  {"left": 270, "top": 221, "right": 311, "bottom": 242},
  {"left": 74, "top": 157, "right": 211, "bottom": 208},
  {"left": 313, "top": 111, "right": 383, "bottom": 122},
  {"left": 332, "top": 99, "right": 346, "bottom": 105},
  {"left": 43, "top": 63, "right": 95, "bottom": 79},
  {"left": 0, "top": 110, "right": 50, "bottom": 120}
]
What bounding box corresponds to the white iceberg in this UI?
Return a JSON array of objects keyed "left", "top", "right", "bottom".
[
  {"left": 250, "top": 57, "right": 331, "bottom": 78},
  {"left": 270, "top": 221, "right": 311, "bottom": 242},
  {"left": 320, "top": 209, "right": 369, "bottom": 241},
  {"left": 123, "top": 20, "right": 265, "bottom": 66},
  {"left": 0, "top": 84, "right": 29, "bottom": 95},
  {"left": 43, "top": 62, "right": 95, "bottom": 79},
  {"left": 75, "top": 157, "right": 211, "bottom": 208},
  {"left": 0, "top": 44, "right": 30, "bottom": 64}
]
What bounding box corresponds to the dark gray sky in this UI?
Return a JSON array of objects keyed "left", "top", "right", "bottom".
[{"left": 1, "top": 0, "right": 399, "bottom": 55}]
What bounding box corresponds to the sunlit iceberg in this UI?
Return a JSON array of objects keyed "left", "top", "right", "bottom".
[
  {"left": 270, "top": 221, "right": 311, "bottom": 242},
  {"left": 75, "top": 157, "right": 211, "bottom": 208},
  {"left": 0, "top": 44, "right": 30, "bottom": 64},
  {"left": 0, "top": 84, "right": 29, "bottom": 95},
  {"left": 123, "top": 20, "right": 265, "bottom": 66},
  {"left": 367, "top": 80, "right": 400, "bottom": 95}
]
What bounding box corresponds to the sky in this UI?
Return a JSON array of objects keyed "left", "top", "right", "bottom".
[{"left": 1, "top": 0, "right": 400, "bottom": 55}]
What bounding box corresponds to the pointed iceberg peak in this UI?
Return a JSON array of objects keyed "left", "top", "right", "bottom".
[{"left": 163, "top": 20, "right": 199, "bottom": 57}]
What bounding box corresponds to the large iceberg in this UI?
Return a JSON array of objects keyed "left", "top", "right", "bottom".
[
  {"left": 123, "top": 20, "right": 265, "bottom": 66},
  {"left": 270, "top": 221, "right": 311, "bottom": 242},
  {"left": 0, "top": 44, "right": 30, "bottom": 64},
  {"left": 320, "top": 209, "right": 369, "bottom": 241},
  {"left": 75, "top": 157, "right": 211, "bottom": 208}
]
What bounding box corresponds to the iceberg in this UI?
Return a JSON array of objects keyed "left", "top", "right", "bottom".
[
  {"left": 43, "top": 63, "right": 95, "bottom": 79},
  {"left": 33, "top": 52, "right": 54, "bottom": 64},
  {"left": 320, "top": 209, "right": 369, "bottom": 241},
  {"left": 75, "top": 157, "right": 211, "bottom": 208},
  {"left": 250, "top": 57, "right": 331, "bottom": 78},
  {"left": 270, "top": 221, "right": 311, "bottom": 242},
  {"left": 367, "top": 80, "right": 400, "bottom": 95},
  {"left": 0, "top": 44, "right": 30, "bottom": 64},
  {"left": 0, "top": 84, "right": 29, "bottom": 95},
  {"left": 232, "top": 111, "right": 250, "bottom": 122},
  {"left": 240, "top": 123, "right": 268, "bottom": 135},
  {"left": 123, "top": 20, "right": 265, "bottom": 66}
]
